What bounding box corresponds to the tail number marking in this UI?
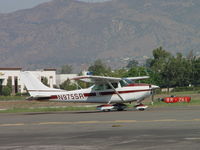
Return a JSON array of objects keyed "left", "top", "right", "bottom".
[{"left": 57, "top": 93, "right": 85, "bottom": 100}]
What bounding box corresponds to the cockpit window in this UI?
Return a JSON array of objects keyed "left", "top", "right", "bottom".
[
  {"left": 93, "top": 84, "right": 105, "bottom": 91},
  {"left": 93, "top": 83, "right": 118, "bottom": 91},
  {"left": 120, "top": 78, "right": 134, "bottom": 87},
  {"left": 124, "top": 78, "right": 134, "bottom": 84},
  {"left": 119, "top": 80, "right": 127, "bottom": 87},
  {"left": 111, "top": 82, "right": 118, "bottom": 88}
]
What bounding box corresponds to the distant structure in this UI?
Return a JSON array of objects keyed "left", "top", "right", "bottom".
[
  {"left": 0, "top": 68, "right": 92, "bottom": 95},
  {"left": 0, "top": 68, "right": 56, "bottom": 95}
]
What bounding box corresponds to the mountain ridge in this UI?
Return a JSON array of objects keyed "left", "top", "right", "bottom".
[{"left": 0, "top": 0, "right": 199, "bottom": 71}]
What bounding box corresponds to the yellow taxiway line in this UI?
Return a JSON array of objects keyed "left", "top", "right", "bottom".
[{"left": 0, "top": 119, "right": 200, "bottom": 127}]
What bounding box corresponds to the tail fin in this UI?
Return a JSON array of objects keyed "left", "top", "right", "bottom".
[{"left": 21, "top": 71, "right": 61, "bottom": 97}]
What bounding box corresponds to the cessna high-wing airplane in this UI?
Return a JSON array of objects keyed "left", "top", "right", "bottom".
[{"left": 21, "top": 72, "right": 159, "bottom": 111}]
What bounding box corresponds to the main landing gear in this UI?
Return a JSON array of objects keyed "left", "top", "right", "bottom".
[
  {"left": 96, "top": 103, "right": 127, "bottom": 112},
  {"left": 96, "top": 103, "right": 148, "bottom": 112}
]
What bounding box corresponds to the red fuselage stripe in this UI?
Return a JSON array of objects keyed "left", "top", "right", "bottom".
[
  {"left": 100, "top": 89, "right": 150, "bottom": 96},
  {"left": 50, "top": 89, "right": 151, "bottom": 99}
]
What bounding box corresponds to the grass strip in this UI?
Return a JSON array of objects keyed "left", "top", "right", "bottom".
[
  {"left": 0, "top": 96, "right": 26, "bottom": 101},
  {"left": 148, "top": 99, "right": 200, "bottom": 107},
  {"left": 0, "top": 106, "right": 96, "bottom": 113}
]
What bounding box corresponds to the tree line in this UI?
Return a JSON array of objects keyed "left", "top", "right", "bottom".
[
  {"left": 59, "top": 47, "right": 200, "bottom": 91},
  {"left": 1, "top": 47, "right": 199, "bottom": 96},
  {"left": 86, "top": 47, "right": 200, "bottom": 89}
]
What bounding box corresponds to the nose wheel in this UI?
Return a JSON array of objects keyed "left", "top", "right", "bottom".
[{"left": 134, "top": 103, "right": 148, "bottom": 111}]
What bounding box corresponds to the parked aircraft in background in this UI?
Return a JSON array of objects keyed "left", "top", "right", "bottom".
[{"left": 21, "top": 72, "right": 159, "bottom": 111}]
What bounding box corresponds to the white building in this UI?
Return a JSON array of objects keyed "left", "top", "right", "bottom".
[{"left": 0, "top": 68, "right": 56, "bottom": 95}]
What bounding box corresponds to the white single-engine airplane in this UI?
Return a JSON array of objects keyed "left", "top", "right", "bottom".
[{"left": 21, "top": 72, "right": 159, "bottom": 111}]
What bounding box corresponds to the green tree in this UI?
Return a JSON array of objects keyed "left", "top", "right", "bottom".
[
  {"left": 125, "top": 66, "right": 149, "bottom": 83},
  {"left": 191, "top": 57, "right": 200, "bottom": 86},
  {"left": 157, "top": 52, "right": 191, "bottom": 89},
  {"left": 2, "top": 77, "right": 12, "bottom": 96},
  {"left": 60, "top": 65, "right": 73, "bottom": 74},
  {"left": 126, "top": 59, "right": 139, "bottom": 69},
  {"left": 148, "top": 47, "right": 172, "bottom": 87},
  {"left": 41, "top": 77, "right": 49, "bottom": 87},
  {"left": 150, "top": 47, "right": 172, "bottom": 71},
  {"left": 174, "top": 53, "right": 191, "bottom": 86},
  {"left": 60, "top": 79, "right": 77, "bottom": 91},
  {"left": 2, "top": 86, "right": 12, "bottom": 96},
  {"left": 88, "top": 59, "right": 111, "bottom": 76},
  {"left": 110, "top": 68, "right": 128, "bottom": 78}
]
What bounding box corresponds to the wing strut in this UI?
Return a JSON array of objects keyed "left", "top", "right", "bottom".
[{"left": 106, "top": 81, "right": 125, "bottom": 104}]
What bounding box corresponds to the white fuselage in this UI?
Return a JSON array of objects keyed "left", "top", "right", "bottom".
[
  {"left": 43, "top": 84, "right": 152, "bottom": 103},
  {"left": 21, "top": 71, "right": 158, "bottom": 104}
]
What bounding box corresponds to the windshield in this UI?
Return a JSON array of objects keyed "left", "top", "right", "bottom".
[
  {"left": 124, "top": 78, "right": 134, "bottom": 84},
  {"left": 120, "top": 78, "right": 134, "bottom": 87}
]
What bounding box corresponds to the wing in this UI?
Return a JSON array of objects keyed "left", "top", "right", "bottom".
[
  {"left": 71, "top": 75, "right": 121, "bottom": 84},
  {"left": 126, "top": 76, "right": 149, "bottom": 81},
  {"left": 72, "top": 75, "right": 149, "bottom": 83}
]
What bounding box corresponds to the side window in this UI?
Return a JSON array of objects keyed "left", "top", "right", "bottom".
[
  {"left": 105, "top": 83, "right": 118, "bottom": 89},
  {"left": 93, "top": 84, "right": 104, "bottom": 91},
  {"left": 111, "top": 83, "right": 118, "bottom": 88},
  {"left": 105, "top": 84, "right": 111, "bottom": 89},
  {"left": 93, "top": 83, "right": 118, "bottom": 90}
]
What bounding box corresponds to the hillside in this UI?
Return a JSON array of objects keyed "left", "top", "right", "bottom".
[{"left": 0, "top": 0, "right": 200, "bottom": 71}]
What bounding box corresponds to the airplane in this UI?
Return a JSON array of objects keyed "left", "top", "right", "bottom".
[{"left": 21, "top": 71, "right": 159, "bottom": 111}]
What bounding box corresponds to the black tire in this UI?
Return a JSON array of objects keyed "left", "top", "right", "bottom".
[
  {"left": 117, "top": 108, "right": 124, "bottom": 111},
  {"left": 103, "top": 109, "right": 111, "bottom": 112}
]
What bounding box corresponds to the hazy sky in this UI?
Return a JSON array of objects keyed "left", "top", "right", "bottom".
[
  {"left": 0, "top": 0, "right": 52, "bottom": 13},
  {"left": 0, "top": 0, "right": 113, "bottom": 13}
]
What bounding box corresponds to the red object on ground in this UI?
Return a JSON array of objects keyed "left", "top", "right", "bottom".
[{"left": 163, "top": 96, "right": 191, "bottom": 103}]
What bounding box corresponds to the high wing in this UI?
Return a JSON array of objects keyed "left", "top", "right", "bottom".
[
  {"left": 71, "top": 75, "right": 121, "bottom": 83},
  {"left": 71, "top": 75, "right": 149, "bottom": 83},
  {"left": 126, "top": 76, "right": 149, "bottom": 81}
]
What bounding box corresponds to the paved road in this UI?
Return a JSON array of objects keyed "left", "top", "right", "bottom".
[{"left": 0, "top": 106, "right": 200, "bottom": 150}]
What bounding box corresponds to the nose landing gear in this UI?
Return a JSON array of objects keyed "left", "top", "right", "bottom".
[{"left": 134, "top": 103, "right": 148, "bottom": 111}]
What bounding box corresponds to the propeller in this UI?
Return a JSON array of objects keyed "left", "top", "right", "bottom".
[
  {"left": 151, "top": 88, "right": 154, "bottom": 105},
  {"left": 149, "top": 84, "right": 159, "bottom": 105}
]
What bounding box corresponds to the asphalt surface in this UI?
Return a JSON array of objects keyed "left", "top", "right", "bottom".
[{"left": 0, "top": 106, "right": 200, "bottom": 150}]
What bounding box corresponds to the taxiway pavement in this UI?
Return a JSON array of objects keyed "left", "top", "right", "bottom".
[{"left": 0, "top": 106, "right": 200, "bottom": 150}]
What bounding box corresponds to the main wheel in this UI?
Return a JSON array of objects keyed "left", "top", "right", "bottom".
[
  {"left": 117, "top": 108, "right": 124, "bottom": 111},
  {"left": 103, "top": 109, "right": 111, "bottom": 112}
]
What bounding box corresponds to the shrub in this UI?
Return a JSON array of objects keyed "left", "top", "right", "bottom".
[
  {"left": 2, "top": 86, "right": 12, "bottom": 96},
  {"left": 172, "top": 86, "right": 200, "bottom": 92}
]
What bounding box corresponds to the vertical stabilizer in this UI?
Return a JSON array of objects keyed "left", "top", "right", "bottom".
[{"left": 21, "top": 71, "right": 63, "bottom": 97}]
